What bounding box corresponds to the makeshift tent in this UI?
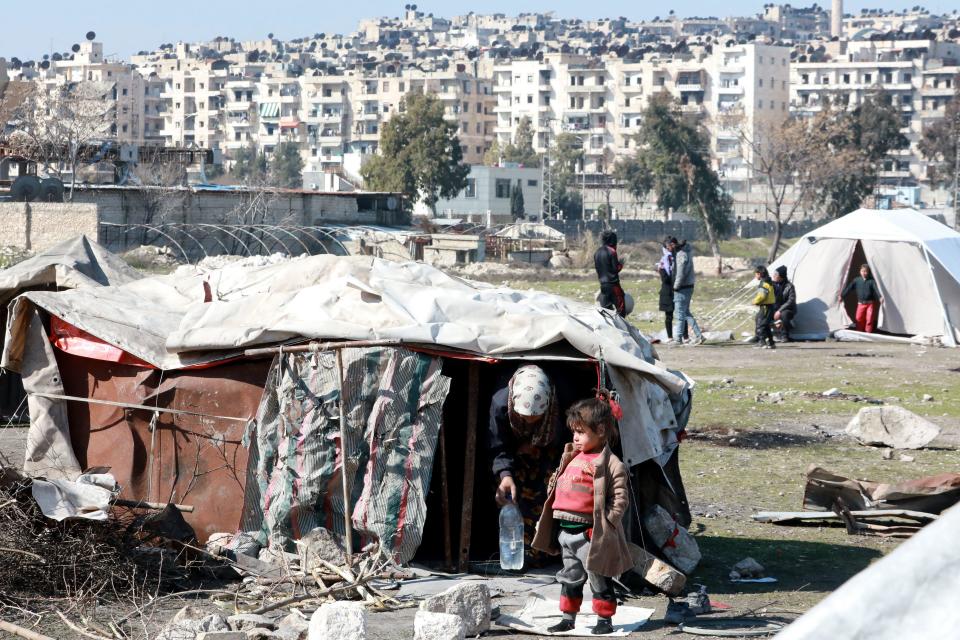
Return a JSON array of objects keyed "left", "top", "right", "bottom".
[
  {"left": 0, "top": 236, "right": 141, "bottom": 420},
  {"left": 771, "top": 209, "right": 960, "bottom": 346},
  {"left": 2, "top": 253, "right": 691, "bottom": 564}
]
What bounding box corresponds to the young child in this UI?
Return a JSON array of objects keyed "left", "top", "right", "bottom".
[
  {"left": 532, "top": 393, "right": 633, "bottom": 635},
  {"left": 841, "top": 263, "right": 885, "bottom": 333},
  {"left": 752, "top": 266, "right": 777, "bottom": 349}
]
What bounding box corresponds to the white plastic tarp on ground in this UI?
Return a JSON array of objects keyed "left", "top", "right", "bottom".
[
  {"left": 775, "top": 503, "right": 960, "bottom": 639},
  {"left": 771, "top": 209, "right": 960, "bottom": 345},
  {"left": 1, "top": 255, "right": 688, "bottom": 479}
]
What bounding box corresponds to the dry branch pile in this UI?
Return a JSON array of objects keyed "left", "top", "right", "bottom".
[{"left": 0, "top": 469, "right": 185, "bottom": 610}]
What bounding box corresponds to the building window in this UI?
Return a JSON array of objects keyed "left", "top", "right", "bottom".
[
  {"left": 527, "top": 75, "right": 533, "bottom": 83},
  {"left": 904, "top": 73, "right": 912, "bottom": 83},
  {"left": 769, "top": 100, "right": 774, "bottom": 109},
  {"left": 527, "top": 179, "right": 538, "bottom": 187},
  {"left": 122, "top": 88, "right": 128, "bottom": 96},
  {"left": 843, "top": 73, "right": 850, "bottom": 84},
  {"left": 801, "top": 74, "right": 809, "bottom": 84},
  {"left": 759, "top": 79, "right": 763, "bottom": 87},
  {"left": 495, "top": 178, "right": 511, "bottom": 198},
  {"left": 464, "top": 178, "right": 477, "bottom": 198},
  {"left": 864, "top": 73, "right": 872, "bottom": 83},
  {"left": 527, "top": 95, "right": 533, "bottom": 104}
]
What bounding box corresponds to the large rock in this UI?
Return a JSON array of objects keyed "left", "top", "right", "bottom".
[
  {"left": 309, "top": 602, "right": 366, "bottom": 640},
  {"left": 419, "top": 583, "right": 491, "bottom": 635},
  {"left": 414, "top": 611, "right": 466, "bottom": 640},
  {"left": 627, "top": 542, "right": 686, "bottom": 596},
  {"left": 846, "top": 405, "right": 941, "bottom": 450},
  {"left": 228, "top": 614, "right": 276, "bottom": 632}
]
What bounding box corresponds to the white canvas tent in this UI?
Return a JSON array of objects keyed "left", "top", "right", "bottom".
[{"left": 771, "top": 209, "right": 960, "bottom": 346}]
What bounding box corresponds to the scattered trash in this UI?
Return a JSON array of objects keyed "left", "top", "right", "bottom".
[
  {"left": 899, "top": 454, "right": 916, "bottom": 463},
  {"left": 845, "top": 406, "right": 941, "bottom": 450},
  {"left": 643, "top": 505, "right": 702, "bottom": 574},
  {"left": 922, "top": 394, "right": 935, "bottom": 402},
  {"left": 678, "top": 617, "right": 786, "bottom": 637},
  {"left": 729, "top": 557, "right": 767, "bottom": 581},
  {"left": 821, "top": 388, "right": 841, "bottom": 397}
]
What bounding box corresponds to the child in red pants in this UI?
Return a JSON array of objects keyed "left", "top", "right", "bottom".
[
  {"left": 532, "top": 393, "right": 633, "bottom": 635},
  {"left": 841, "top": 263, "right": 884, "bottom": 333}
]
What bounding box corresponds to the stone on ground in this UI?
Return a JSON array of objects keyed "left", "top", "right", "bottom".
[
  {"left": 845, "top": 405, "right": 941, "bottom": 449},
  {"left": 228, "top": 614, "right": 276, "bottom": 632},
  {"left": 158, "top": 607, "right": 230, "bottom": 640},
  {"left": 276, "top": 612, "right": 310, "bottom": 640},
  {"left": 419, "top": 582, "right": 491, "bottom": 635},
  {"left": 309, "top": 602, "right": 366, "bottom": 640},
  {"left": 414, "top": 611, "right": 466, "bottom": 640},
  {"left": 296, "top": 526, "right": 347, "bottom": 571}
]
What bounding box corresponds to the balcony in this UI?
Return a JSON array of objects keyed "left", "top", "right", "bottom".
[
  {"left": 493, "top": 84, "right": 513, "bottom": 93},
  {"left": 922, "top": 86, "right": 956, "bottom": 97},
  {"left": 717, "top": 85, "right": 744, "bottom": 95},
  {"left": 678, "top": 82, "right": 704, "bottom": 92},
  {"left": 567, "top": 84, "right": 607, "bottom": 93}
]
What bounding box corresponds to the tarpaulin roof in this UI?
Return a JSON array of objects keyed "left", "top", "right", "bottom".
[
  {"left": 3, "top": 254, "right": 684, "bottom": 393},
  {"left": 0, "top": 235, "right": 141, "bottom": 309},
  {"left": 493, "top": 223, "right": 566, "bottom": 241}
]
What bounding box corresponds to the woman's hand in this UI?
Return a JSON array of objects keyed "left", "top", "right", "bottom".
[{"left": 496, "top": 475, "right": 518, "bottom": 506}]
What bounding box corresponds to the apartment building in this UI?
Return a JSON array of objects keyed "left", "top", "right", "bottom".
[
  {"left": 791, "top": 39, "right": 960, "bottom": 186},
  {"left": 492, "top": 43, "right": 790, "bottom": 193},
  {"left": 43, "top": 41, "right": 153, "bottom": 145}
]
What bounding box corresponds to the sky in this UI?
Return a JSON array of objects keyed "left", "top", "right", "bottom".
[{"left": 1, "top": 0, "right": 952, "bottom": 61}]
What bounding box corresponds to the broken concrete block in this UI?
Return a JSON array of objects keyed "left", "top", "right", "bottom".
[
  {"left": 245, "top": 628, "right": 280, "bottom": 639},
  {"left": 899, "top": 454, "right": 915, "bottom": 462},
  {"left": 309, "top": 602, "right": 366, "bottom": 640},
  {"left": 197, "top": 633, "right": 247, "bottom": 640},
  {"left": 414, "top": 611, "right": 465, "bottom": 640},
  {"left": 418, "top": 583, "right": 491, "bottom": 635},
  {"left": 296, "top": 526, "right": 347, "bottom": 572},
  {"left": 922, "top": 394, "right": 934, "bottom": 402},
  {"left": 845, "top": 405, "right": 941, "bottom": 450},
  {"left": 228, "top": 614, "right": 276, "bottom": 632},
  {"left": 275, "top": 613, "right": 309, "bottom": 640},
  {"left": 627, "top": 542, "right": 686, "bottom": 596},
  {"left": 157, "top": 606, "right": 222, "bottom": 640},
  {"left": 822, "top": 388, "right": 841, "bottom": 397}
]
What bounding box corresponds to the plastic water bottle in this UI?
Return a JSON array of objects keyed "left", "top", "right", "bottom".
[{"left": 499, "top": 503, "right": 525, "bottom": 571}]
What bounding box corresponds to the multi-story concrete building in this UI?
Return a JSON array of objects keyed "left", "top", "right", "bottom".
[
  {"left": 791, "top": 39, "right": 960, "bottom": 187},
  {"left": 492, "top": 43, "right": 790, "bottom": 195}
]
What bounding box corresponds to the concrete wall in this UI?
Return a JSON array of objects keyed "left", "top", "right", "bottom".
[
  {"left": 0, "top": 202, "right": 99, "bottom": 252},
  {"left": 545, "top": 217, "right": 818, "bottom": 243}
]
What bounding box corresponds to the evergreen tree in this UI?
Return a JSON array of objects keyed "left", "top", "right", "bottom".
[
  {"left": 510, "top": 180, "right": 525, "bottom": 219},
  {"left": 270, "top": 141, "right": 304, "bottom": 188},
  {"left": 362, "top": 92, "right": 469, "bottom": 213}
]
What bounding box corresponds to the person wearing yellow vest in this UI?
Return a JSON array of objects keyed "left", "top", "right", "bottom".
[{"left": 752, "top": 266, "right": 777, "bottom": 350}]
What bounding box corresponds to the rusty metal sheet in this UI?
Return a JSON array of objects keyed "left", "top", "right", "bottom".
[{"left": 57, "top": 350, "right": 271, "bottom": 541}]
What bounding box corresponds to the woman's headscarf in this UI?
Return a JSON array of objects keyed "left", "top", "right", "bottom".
[
  {"left": 507, "top": 365, "right": 557, "bottom": 447},
  {"left": 658, "top": 246, "right": 673, "bottom": 275}
]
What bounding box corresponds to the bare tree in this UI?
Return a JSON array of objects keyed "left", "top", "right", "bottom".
[
  {"left": 127, "top": 149, "right": 189, "bottom": 245},
  {"left": 719, "top": 109, "right": 820, "bottom": 262},
  {"left": 6, "top": 80, "right": 113, "bottom": 200}
]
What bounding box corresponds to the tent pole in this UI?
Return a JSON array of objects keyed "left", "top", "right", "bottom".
[
  {"left": 921, "top": 246, "right": 957, "bottom": 347},
  {"left": 336, "top": 348, "right": 355, "bottom": 563},
  {"left": 439, "top": 420, "right": 453, "bottom": 571},
  {"left": 458, "top": 361, "right": 480, "bottom": 572}
]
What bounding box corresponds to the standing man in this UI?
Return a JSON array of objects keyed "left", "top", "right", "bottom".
[
  {"left": 594, "top": 230, "right": 626, "bottom": 316},
  {"left": 772, "top": 265, "right": 797, "bottom": 342},
  {"left": 671, "top": 239, "right": 703, "bottom": 345},
  {"left": 841, "top": 264, "right": 884, "bottom": 333}
]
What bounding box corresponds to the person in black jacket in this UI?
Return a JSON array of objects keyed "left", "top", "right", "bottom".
[
  {"left": 657, "top": 237, "right": 677, "bottom": 339},
  {"left": 594, "top": 230, "right": 625, "bottom": 316},
  {"left": 772, "top": 265, "right": 797, "bottom": 342},
  {"left": 841, "top": 263, "right": 884, "bottom": 333}
]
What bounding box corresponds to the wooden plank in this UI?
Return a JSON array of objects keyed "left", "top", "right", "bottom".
[
  {"left": 336, "top": 349, "right": 354, "bottom": 563},
  {"left": 752, "top": 509, "right": 938, "bottom": 524},
  {"left": 458, "top": 362, "right": 480, "bottom": 572}
]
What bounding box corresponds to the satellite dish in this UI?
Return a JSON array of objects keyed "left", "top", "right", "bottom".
[
  {"left": 10, "top": 176, "right": 42, "bottom": 202},
  {"left": 386, "top": 197, "right": 398, "bottom": 211},
  {"left": 86, "top": 31, "right": 96, "bottom": 41},
  {"left": 72, "top": 44, "right": 81, "bottom": 52},
  {"left": 39, "top": 178, "right": 64, "bottom": 202}
]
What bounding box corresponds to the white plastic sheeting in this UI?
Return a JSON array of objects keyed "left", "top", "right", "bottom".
[{"left": 775, "top": 503, "right": 960, "bottom": 639}]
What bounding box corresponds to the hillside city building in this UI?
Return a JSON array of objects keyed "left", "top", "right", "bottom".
[{"left": 2, "top": 4, "right": 960, "bottom": 218}]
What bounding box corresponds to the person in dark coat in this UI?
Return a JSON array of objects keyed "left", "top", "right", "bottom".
[
  {"left": 841, "top": 263, "right": 884, "bottom": 333},
  {"left": 594, "top": 230, "right": 625, "bottom": 316},
  {"left": 657, "top": 237, "right": 677, "bottom": 339},
  {"left": 772, "top": 265, "right": 797, "bottom": 342}
]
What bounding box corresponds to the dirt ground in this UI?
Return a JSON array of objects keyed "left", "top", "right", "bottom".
[
  {"left": 1, "top": 259, "right": 958, "bottom": 638},
  {"left": 2, "top": 338, "right": 956, "bottom": 638}
]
